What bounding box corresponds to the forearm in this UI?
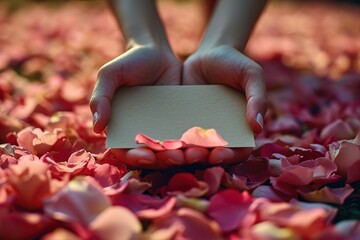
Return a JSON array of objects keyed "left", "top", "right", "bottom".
[
  {"left": 108, "top": 0, "right": 170, "bottom": 49},
  {"left": 199, "top": 0, "right": 267, "bottom": 52}
]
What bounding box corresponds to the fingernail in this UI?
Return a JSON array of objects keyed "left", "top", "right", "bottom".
[
  {"left": 256, "top": 113, "right": 263, "bottom": 130},
  {"left": 93, "top": 112, "right": 99, "bottom": 126}
]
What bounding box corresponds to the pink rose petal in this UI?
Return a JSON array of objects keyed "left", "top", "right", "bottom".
[
  {"left": 44, "top": 177, "right": 111, "bottom": 226},
  {"left": 90, "top": 206, "right": 142, "bottom": 240},
  {"left": 149, "top": 208, "right": 221, "bottom": 240},
  {"left": 7, "top": 158, "right": 65, "bottom": 210},
  {"left": 135, "top": 133, "right": 184, "bottom": 151},
  {"left": 180, "top": 127, "right": 228, "bottom": 148},
  {"left": 298, "top": 184, "right": 354, "bottom": 204}
]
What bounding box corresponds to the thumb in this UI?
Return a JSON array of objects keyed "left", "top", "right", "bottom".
[{"left": 89, "top": 66, "right": 119, "bottom": 133}]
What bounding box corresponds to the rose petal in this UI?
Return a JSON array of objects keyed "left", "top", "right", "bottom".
[
  {"left": 148, "top": 208, "right": 221, "bottom": 240},
  {"left": 298, "top": 184, "right": 354, "bottom": 204},
  {"left": 207, "top": 189, "right": 254, "bottom": 232},
  {"left": 180, "top": 127, "right": 228, "bottom": 148},
  {"left": 44, "top": 177, "right": 111, "bottom": 226},
  {"left": 90, "top": 206, "right": 142, "bottom": 240},
  {"left": 135, "top": 133, "right": 184, "bottom": 151}
]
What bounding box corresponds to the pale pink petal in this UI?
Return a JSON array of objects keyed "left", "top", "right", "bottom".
[
  {"left": 329, "top": 140, "right": 360, "bottom": 179},
  {"left": 42, "top": 228, "right": 81, "bottom": 240},
  {"left": 180, "top": 127, "right": 228, "bottom": 148},
  {"left": 44, "top": 177, "right": 111, "bottom": 226},
  {"left": 298, "top": 184, "right": 354, "bottom": 204},
  {"left": 90, "top": 206, "right": 142, "bottom": 240},
  {"left": 321, "top": 119, "right": 355, "bottom": 140}
]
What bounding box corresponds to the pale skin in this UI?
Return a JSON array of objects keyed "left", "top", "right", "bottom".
[{"left": 90, "top": 0, "right": 268, "bottom": 166}]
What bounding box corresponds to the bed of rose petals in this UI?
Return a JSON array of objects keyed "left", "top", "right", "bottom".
[{"left": 1, "top": 1, "right": 360, "bottom": 239}]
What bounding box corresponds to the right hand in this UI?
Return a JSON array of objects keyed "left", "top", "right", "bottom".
[{"left": 90, "top": 44, "right": 182, "bottom": 133}]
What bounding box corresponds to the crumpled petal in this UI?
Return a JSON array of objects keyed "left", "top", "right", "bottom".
[{"left": 135, "top": 133, "right": 184, "bottom": 151}]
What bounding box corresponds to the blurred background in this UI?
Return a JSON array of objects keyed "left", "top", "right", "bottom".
[{"left": 0, "top": 0, "right": 359, "bottom": 80}]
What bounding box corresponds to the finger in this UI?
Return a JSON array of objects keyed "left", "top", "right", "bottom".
[
  {"left": 126, "top": 148, "right": 157, "bottom": 168},
  {"left": 156, "top": 150, "right": 185, "bottom": 168},
  {"left": 242, "top": 64, "right": 267, "bottom": 134},
  {"left": 184, "top": 147, "right": 209, "bottom": 164},
  {"left": 89, "top": 65, "right": 119, "bottom": 133},
  {"left": 182, "top": 58, "right": 206, "bottom": 85},
  {"left": 208, "top": 147, "right": 235, "bottom": 165}
]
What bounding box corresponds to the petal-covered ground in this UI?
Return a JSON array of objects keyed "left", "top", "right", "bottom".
[{"left": 1, "top": 1, "right": 360, "bottom": 239}]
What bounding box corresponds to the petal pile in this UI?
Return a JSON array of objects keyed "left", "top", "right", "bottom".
[{"left": 0, "top": 1, "right": 360, "bottom": 239}]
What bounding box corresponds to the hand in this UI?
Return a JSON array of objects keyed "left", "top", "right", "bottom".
[
  {"left": 183, "top": 45, "right": 268, "bottom": 134},
  {"left": 90, "top": 44, "right": 182, "bottom": 133}
]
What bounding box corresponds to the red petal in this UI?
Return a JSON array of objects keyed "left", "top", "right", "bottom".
[
  {"left": 167, "top": 173, "right": 201, "bottom": 193},
  {"left": 208, "top": 189, "right": 254, "bottom": 232}
]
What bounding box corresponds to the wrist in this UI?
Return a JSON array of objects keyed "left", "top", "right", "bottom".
[{"left": 111, "top": 0, "right": 171, "bottom": 51}]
